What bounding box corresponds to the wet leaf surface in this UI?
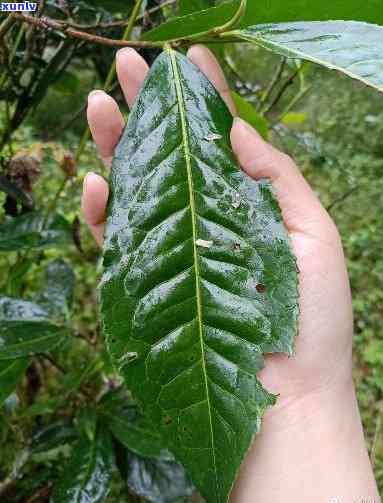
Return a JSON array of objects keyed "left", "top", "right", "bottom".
[
  {"left": 235, "top": 21, "right": 383, "bottom": 93},
  {"left": 101, "top": 49, "right": 299, "bottom": 502},
  {"left": 51, "top": 427, "right": 115, "bottom": 503}
]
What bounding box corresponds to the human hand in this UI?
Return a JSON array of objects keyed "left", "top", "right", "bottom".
[{"left": 82, "top": 46, "right": 379, "bottom": 502}]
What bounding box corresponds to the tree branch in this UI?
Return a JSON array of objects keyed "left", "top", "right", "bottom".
[
  {"left": 9, "top": 13, "right": 164, "bottom": 48},
  {"left": 63, "top": 0, "right": 177, "bottom": 30}
]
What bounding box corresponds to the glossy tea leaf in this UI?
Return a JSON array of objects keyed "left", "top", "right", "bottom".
[
  {"left": 101, "top": 49, "right": 299, "bottom": 502},
  {"left": 144, "top": 0, "right": 383, "bottom": 42},
  {"left": 0, "top": 297, "right": 68, "bottom": 359},
  {"left": 51, "top": 427, "right": 115, "bottom": 503},
  {"left": 235, "top": 21, "right": 383, "bottom": 93},
  {"left": 0, "top": 358, "right": 29, "bottom": 406}
]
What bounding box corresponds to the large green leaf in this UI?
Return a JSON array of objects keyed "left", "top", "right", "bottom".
[
  {"left": 101, "top": 49, "right": 298, "bottom": 502},
  {"left": 0, "top": 297, "right": 68, "bottom": 359},
  {"left": 234, "top": 21, "right": 383, "bottom": 93},
  {"left": 0, "top": 210, "right": 72, "bottom": 252},
  {"left": 179, "top": 0, "right": 215, "bottom": 16},
  {"left": 144, "top": 0, "right": 383, "bottom": 41},
  {"left": 0, "top": 358, "right": 29, "bottom": 406},
  {"left": 51, "top": 427, "right": 115, "bottom": 503}
]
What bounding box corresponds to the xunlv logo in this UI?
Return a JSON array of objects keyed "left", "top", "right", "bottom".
[{"left": 0, "top": 2, "right": 37, "bottom": 11}]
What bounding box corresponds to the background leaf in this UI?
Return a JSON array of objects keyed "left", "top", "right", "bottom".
[
  {"left": 235, "top": 21, "right": 383, "bottom": 93},
  {"left": 100, "top": 389, "right": 172, "bottom": 459},
  {"left": 144, "top": 0, "right": 383, "bottom": 41},
  {"left": 179, "top": 0, "right": 215, "bottom": 16},
  {"left": 119, "top": 449, "right": 194, "bottom": 503},
  {"left": 51, "top": 427, "right": 115, "bottom": 503},
  {"left": 101, "top": 49, "right": 299, "bottom": 502},
  {"left": 231, "top": 92, "right": 269, "bottom": 139},
  {"left": 0, "top": 297, "right": 68, "bottom": 359},
  {"left": 34, "top": 259, "right": 75, "bottom": 319},
  {"left": 52, "top": 71, "right": 81, "bottom": 95},
  {"left": 0, "top": 358, "right": 29, "bottom": 406},
  {"left": 31, "top": 421, "right": 77, "bottom": 454},
  {"left": 0, "top": 210, "right": 72, "bottom": 251}
]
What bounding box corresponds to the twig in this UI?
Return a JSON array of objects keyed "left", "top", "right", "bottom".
[
  {"left": 257, "top": 57, "right": 286, "bottom": 112},
  {"left": 37, "top": 0, "right": 47, "bottom": 17},
  {"left": 263, "top": 65, "right": 303, "bottom": 116},
  {"left": 38, "top": 354, "right": 94, "bottom": 400},
  {"left": 10, "top": 13, "right": 164, "bottom": 48},
  {"left": 0, "top": 15, "right": 17, "bottom": 38},
  {"left": 275, "top": 85, "right": 312, "bottom": 124},
  {"left": 63, "top": 0, "right": 176, "bottom": 30},
  {"left": 326, "top": 186, "right": 359, "bottom": 213},
  {"left": 0, "top": 448, "right": 30, "bottom": 496},
  {"left": 213, "top": 0, "right": 247, "bottom": 35}
]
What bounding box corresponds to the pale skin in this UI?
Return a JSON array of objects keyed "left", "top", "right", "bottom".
[{"left": 81, "top": 46, "right": 381, "bottom": 502}]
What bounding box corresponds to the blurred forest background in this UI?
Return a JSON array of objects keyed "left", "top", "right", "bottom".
[{"left": 0, "top": 1, "right": 382, "bottom": 501}]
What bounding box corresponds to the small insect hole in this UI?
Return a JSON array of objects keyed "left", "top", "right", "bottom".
[
  {"left": 163, "top": 415, "right": 173, "bottom": 425},
  {"left": 256, "top": 284, "right": 266, "bottom": 293},
  {"left": 233, "top": 242, "right": 241, "bottom": 252}
]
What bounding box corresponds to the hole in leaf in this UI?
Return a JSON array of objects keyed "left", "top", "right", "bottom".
[
  {"left": 233, "top": 242, "right": 241, "bottom": 252},
  {"left": 163, "top": 415, "right": 173, "bottom": 425}
]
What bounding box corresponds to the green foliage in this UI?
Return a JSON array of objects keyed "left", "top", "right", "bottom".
[
  {"left": 101, "top": 48, "right": 298, "bottom": 502},
  {"left": 51, "top": 426, "right": 115, "bottom": 503},
  {"left": 0, "top": 211, "right": 72, "bottom": 251},
  {"left": 0, "top": 358, "right": 29, "bottom": 406},
  {"left": 231, "top": 92, "right": 269, "bottom": 139},
  {"left": 145, "top": 0, "right": 383, "bottom": 41},
  {"left": 1, "top": 1, "right": 383, "bottom": 501},
  {"left": 235, "top": 21, "right": 383, "bottom": 93},
  {"left": 0, "top": 297, "right": 68, "bottom": 358}
]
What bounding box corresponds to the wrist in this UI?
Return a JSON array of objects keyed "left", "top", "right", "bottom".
[{"left": 231, "top": 376, "right": 380, "bottom": 503}]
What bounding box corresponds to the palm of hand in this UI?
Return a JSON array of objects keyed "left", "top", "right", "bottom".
[{"left": 82, "top": 46, "right": 353, "bottom": 412}]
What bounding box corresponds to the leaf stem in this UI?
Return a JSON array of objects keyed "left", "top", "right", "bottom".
[
  {"left": 9, "top": 12, "right": 164, "bottom": 49},
  {"left": 213, "top": 0, "right": 247, "bottom": 35},
  {"left": 168, "top": 0, "right": 247, "bottom": 45}
]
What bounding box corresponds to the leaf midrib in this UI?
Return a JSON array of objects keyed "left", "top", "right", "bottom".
[{"left": 168, "top": 47, "right": 219, "bottom": 497}]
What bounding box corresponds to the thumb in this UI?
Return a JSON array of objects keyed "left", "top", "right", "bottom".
[{"left": 230, "top": 118, "right": 334, "bottom": 239}]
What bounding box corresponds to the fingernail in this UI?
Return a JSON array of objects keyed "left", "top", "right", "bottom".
[
  {"left": 88, "top": 90, "right": 106, "bottom": 103},
  {"left": 116, "top": 47, "right": 135, "bottom": 59},
  {"left": 233, "top": 117, "right": 261, "bottom": 138},
  {"left": 84, "top": 171, "right": 98, "bottom": 189}
]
